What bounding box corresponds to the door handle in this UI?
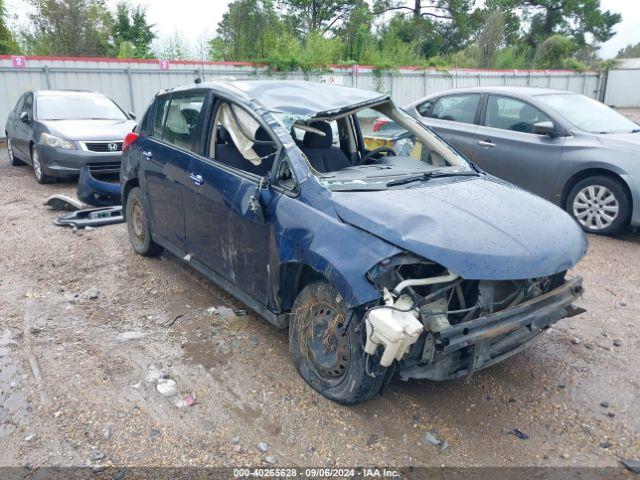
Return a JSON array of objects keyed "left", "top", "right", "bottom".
[
  {"left": 477, "top": 140, "right": 496, "bottom": 148},
  {"left": 142, "top": 150, "right": 153, "bottom": 160},
  {"left": 190, "top": 173, "right": 204, "bottom": 186}
]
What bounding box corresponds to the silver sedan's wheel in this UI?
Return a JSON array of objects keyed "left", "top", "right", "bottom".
[
  {"left": 572, "top": 185, "right": 619, "bottom": 231},
  {"left": 7, "top": 139, "right": 14, "bottom": 162},
  {"left": 566, "top": 175, "right": 630, "bottom": 236},
  {"left": 32, "top": 149, "right": 43, "bottom": 180},
  {"left": 30, "top": 147, "right": 52, "bottom": 184},
  {"left": 7, "top": 138, "right": 25, "bottom": 166}
]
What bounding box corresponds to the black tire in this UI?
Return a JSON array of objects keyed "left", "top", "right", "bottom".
[
  {"left": 6, "top": 137, "right": 26, "bottom": 166},
  {"left": 566, "top": 175, "right": 630, "bottom": 236},
  {"left": 125, "top": 187, "right": 163, "bottom": 257},
  {"left": 289, "top": 280, "right": 387, "bottom": 405},
  {"left": 30, "top": 145, "right": 54, "bottom": 184}
]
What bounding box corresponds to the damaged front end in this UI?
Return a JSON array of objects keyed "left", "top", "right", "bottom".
[{"left": 364, "top": 254, "right": 584, "bottom": 381}]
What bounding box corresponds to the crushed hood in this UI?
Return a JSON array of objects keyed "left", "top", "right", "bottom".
[
  {"left": 332, "top": 177, "right": 587, "bottom": 280},
  {"left": 42, "top": 119, "right": 137, "bottom": 141}
]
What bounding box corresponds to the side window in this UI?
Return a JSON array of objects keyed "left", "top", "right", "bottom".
[
  {"left": 485, "top": 95, "right": 552, "bottom": 134},
  {"left": 210, "top": 101, "right": 277, "bottom": 177},
  {"left": 152, "top": 95, "right": 171, "bottom": 139},
  {"left": 163, "top": 92, "right": 206, "bottom": 152},
  {"left": 23, "top": 94, "right": 33, "bottom": 114},
  {"left": 425, "top": 94, "right": 481, "bottom": 124}
]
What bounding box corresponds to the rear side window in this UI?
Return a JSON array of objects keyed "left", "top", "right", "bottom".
[
  {"left": 163, "top": 92, "right": 207, "bottom": 152},
  {"left": 419, "top": 93, "right": 480, "bottom": 125},
  {"left": 152, "top": 95, "right": 171, "bottom": 138},
  {"left": 23, "top": 94, "right": 33, "bottom": 114},
  {"left": 485, "top": 95, "right": 551, "bottom": 134}
]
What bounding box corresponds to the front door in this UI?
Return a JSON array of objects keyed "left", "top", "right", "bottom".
[
  {"left": 472, "top": 94, "right": 565, "bottom": 200},
  {"left": 14, "top": 93, "right": 34, "bottom": 159},
  {"left": 185, "top": 100, "right": 276, "bottom": 305}
]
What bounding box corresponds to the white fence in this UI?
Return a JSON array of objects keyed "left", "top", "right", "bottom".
[
  {"left": 604, "top": 69, "right": 640, "bottom": 108},
  {"left": 1, "top": 55, "right": 604, "bottom": 137}
]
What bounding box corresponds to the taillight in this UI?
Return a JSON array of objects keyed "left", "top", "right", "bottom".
[
  {"left": 123, "top": 132, "right": 139, "bottom": 152},
  {"left": 373, "top": 119, "right": 389, "bottom": 132}
]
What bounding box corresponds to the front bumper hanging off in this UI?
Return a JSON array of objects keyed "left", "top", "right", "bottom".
[{"left": 399, "top": 276, "right": 584, "bottom": 381}]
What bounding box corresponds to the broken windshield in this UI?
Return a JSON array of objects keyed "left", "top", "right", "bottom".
[{"left": 273, "top": 100, "right": 477, "bottom": 191}]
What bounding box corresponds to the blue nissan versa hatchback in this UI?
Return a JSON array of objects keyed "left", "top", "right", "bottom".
[{"left": 121, "top": 81, "right": 587, "bottom": 404}]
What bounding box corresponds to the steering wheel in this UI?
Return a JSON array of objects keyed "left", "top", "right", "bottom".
[{"left": 359, "top": 146, "right": 397, "bottom": 165}]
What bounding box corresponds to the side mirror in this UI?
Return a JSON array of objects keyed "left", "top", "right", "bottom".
[
  {"left": 128, "top": 111, "right": 136, "bottom": 120},
  {"left": 533, "top": 121, "right": 556, "bottom": 137},
  {"left": 19, "top": 111, "right": 29, "bottom": 122}
]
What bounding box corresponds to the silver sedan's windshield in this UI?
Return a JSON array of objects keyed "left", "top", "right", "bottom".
[
  {"left": 37, "top": 94, "right": 127, "bottom": 121},
  {"left": 538, "top": 94, "right": 639, "bottom": 134}
]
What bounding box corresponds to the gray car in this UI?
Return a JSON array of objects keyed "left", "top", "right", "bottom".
[
  {"left": 404, "top": 87, "right": 640, "bottom": 235},
  {"left": 4, "top": 90, "right": 137, "bottom": 184}
]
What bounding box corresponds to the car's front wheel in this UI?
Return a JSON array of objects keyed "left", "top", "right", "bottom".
[
  {"left": 289, "top": 280, "right": 388, "bottom": 405},
  {"left": 566, "top": 176, "right": 630, "bottom": 235},
  {"left": 30, "top": 146, "right": 53, "bottom": 184},
  {"left": 7, "top": 138, "right": 26, "bottom": 166},
  {"left": 126, "top": 187, "right": 163, "bottom": 257}
]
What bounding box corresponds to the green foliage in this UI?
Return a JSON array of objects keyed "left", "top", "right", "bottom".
[
  {"left": 534, "top": 34, "right": 576, "bottom": 68},
  {"left": 209, "top": 0, "right": 619, "bottom": 71},
  {"left": 112, "top": 2, "right": 155, "bottom": 58},
  {"left": 617, "top": 42, "right": 640, "bottom": 59},
  {"left": 22, "top": 0, "right": 114, "bottom": 56},
  {"left": 0, "top": 0, "right": 20, "bottom": 54}
]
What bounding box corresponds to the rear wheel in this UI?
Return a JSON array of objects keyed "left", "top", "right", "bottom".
[
  {"left": 289, "top": 280, "right": 387, "bottom": 405},
  {"left": 7, "top": 138, "right": 26, "bottom": 166},
  {"left": 30, "top": 146, "right": 53, "bottom": 184},
  {"left": 126, "top": 187, "right": 163, "bottom": 257},
  {"left": 566, "top": 176, "right": 630, "bottom": 235}
]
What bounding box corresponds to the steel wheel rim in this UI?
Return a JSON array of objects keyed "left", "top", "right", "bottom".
[
  {"left": 130, "top": 198, "right": 146, "bottom": 246},
  {"left": 573, "top": 185, "right": 619, "bottom": 231},
  {"left": 32, "top": 149, "right": 42, "bottom": 180},
  {"left": 7, "top": 139, "right": 14, "bottom": 161},
  {"left": 302, "top": 302, "right": 350, "bottom": 381}
]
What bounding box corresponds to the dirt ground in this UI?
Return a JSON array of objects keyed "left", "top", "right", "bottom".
[{"left": 0, "top": 147, "right": 639, "bottom": 471}]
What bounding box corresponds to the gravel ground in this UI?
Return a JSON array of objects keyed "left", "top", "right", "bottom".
[{"left": 0, "top": 147, "right": 639, "bottom": 470}]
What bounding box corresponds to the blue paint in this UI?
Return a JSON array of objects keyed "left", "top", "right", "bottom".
[{"left": 122, "top": 80, "right": 587, "bottom": 315}]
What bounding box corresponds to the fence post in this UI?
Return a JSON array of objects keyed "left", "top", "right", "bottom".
[
  {"left": 126, "top": 67, "right": 135, "bottom": 113},
  {"left": 424, "top": 69, "right": 428, "bottom": 96},
  {"left": 43, "top": 65, "right": 51, "bottom": 89}
]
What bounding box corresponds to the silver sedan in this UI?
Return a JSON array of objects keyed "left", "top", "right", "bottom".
[{"left": 404, "top": 86, "right": 640, "bottom": 235}]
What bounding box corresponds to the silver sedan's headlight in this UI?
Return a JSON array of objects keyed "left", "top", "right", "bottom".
[{"left": 40, "top": 133, "right": 76, "bottom": 150}]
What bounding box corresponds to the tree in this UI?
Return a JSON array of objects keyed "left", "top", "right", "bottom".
[
  {"left": 112, "top": 2, "right": 155, "bottom": 58},
  {"left": 490, "top": 0, "right": 620, "bottom": 49},
  {"left": 0, "top": 0, "right": 20, "bottom": 54},
  {"left": 617, "top": 43, "right": 640, "bottom": 59},
  {"left": 23, "top": 0, "right": 114, "bottom": 56},
  {"left": 282, "top": 0, "right": 356, "bottom": 36},
  {"left": 534, "top": 33, "right": 576, "bottom": 68},
  {"left": 211, "top": 0, "right": 281, "bottom": 60},
  {"left": 153, "top": 31, "right": 190, "bottom": 60},
  {"left": 474, "top": 10, "right": 506, "bottom": 67}
]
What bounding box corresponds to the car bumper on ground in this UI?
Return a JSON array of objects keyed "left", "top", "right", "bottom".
[
  {"left": 399, "top": 276, "right": 584, "bottom": 381},
  {"left": 38, "top": 144, "right": 122, "bottom": 177}
]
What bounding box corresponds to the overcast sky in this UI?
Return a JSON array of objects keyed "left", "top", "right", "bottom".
[{"left": 5, "top": 0, "right": 639, "bottom": 59}]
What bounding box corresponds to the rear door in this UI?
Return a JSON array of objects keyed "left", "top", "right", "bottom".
[
  {"left": 139, "top": 91, "right": 208, "bottom": 251},
  {"left": 472, "top": 94, "right": 565, "bottom": 199},
  {"left": 412, "top": 93, "right": 481, "bottom": 159}
]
